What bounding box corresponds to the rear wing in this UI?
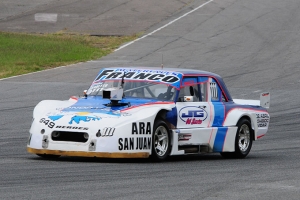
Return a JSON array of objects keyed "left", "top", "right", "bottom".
[
  {"left": 232, "top": 92, "right": 270, "bottom": 109},
  {"left": 260, "top": 92, "right": 270, "bottom": 109}
]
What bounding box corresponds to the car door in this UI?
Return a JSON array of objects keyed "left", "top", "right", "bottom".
[{"left": 176, "top": 76, "right": 214, "bottom": 128}]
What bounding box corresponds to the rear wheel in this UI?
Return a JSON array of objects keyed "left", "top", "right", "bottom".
[
  {"left": 220, "top": 118, "right": 252, "bottom": 159},
  {"left": 151, "top": 120, "right": 171, "bottom": 161}
]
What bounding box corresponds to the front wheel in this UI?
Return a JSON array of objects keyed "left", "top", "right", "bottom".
[
  {"left": 220, "top": 118, "right": 253, "bottom": 159},
  {"left": 151, "top": 120, "right": 171, "bottom": 161}
]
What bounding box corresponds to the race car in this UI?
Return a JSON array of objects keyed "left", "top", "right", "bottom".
[{"left": 27, "top": 67, "right": 270, "bottom": 161}]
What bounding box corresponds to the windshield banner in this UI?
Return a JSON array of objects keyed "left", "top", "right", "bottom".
[{"left": 94, "top": 68, "right": 182, "bottom": 88}]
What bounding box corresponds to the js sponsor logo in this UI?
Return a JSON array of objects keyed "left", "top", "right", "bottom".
[{"left": 179, "top": 106, "right": 208, "bottom": 125}]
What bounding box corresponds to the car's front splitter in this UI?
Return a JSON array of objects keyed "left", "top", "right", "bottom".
[{"left": 27, "top": 147, "right": 150, "bottom": 158}]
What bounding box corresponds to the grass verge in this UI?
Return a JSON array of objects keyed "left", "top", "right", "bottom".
[{"left": 0, "top": 32, "right": 137, "bottom": 79}]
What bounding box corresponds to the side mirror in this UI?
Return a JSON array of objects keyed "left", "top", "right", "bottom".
[{"left": 83, "top": 90, "right": 88, "bottom": 98}]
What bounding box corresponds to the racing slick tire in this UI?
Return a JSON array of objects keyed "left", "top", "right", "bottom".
[
  {"left": 220, "top": 118, "right": 253, "bottom": 159},
  {"left": 37, "top": 154, "right": 61, "bottom": 159},
  {"left": 151, "top": 119, "right": 171, "bottom": 161}
]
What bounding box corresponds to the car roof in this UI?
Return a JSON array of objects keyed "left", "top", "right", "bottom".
[
  {"left": 105, "top": 66, "right": 218, "bottom": 76},
  {"left": 101, "top": 67, "right": 233, "bottom": 101}
]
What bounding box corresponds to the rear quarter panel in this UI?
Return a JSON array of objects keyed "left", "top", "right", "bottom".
[{"left": 222, "top": 107, "right": 270, "bottom": 140}]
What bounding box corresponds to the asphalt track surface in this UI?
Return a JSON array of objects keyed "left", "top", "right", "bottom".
[
  {"left": 1, "top": 0, "right": 300, "bottom": 199},
  {"left": 0, "top": 0, "right": 192, "bottom": 35}
]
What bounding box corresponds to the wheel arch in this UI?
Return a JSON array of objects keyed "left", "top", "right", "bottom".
[
  {"left": 224, "top": 110, "right": 258, "bottom": 141},
  {"left": 154, "top": 109, "right": 174, "bottom": 129},
  {"left": 236, "top": 115, "right": 255, "bottom": 141},
  {"left": 221, "top": 115, "right": 254, "bottom": 159}
]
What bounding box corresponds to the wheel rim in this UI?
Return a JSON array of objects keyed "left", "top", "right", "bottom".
[
  {"left": 154, "top": 125, "right": 169, "bottom": 157},
  {"left": 238, "top": 124, "right": 250, "bottom": 152}
]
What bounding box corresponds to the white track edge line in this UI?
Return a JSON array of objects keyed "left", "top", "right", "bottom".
[{"left": 114, "top": 0, "right": 214, "bottom": 52}]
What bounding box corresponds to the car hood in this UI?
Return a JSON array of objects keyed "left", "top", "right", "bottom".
[
  {"left": 34, "top": 96, "right": 175, "bottom": 123},
  {"left": 62, "top": 96, "right": 171, "bottom": 113}
]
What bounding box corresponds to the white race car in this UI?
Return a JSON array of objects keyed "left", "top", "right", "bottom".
[{"left": 27, "top": 67, "right": 270, "bottom": 161}]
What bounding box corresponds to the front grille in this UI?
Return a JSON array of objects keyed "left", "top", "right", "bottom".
[{"left": 51, "top": 131, "right": 88, "bottom": 143}]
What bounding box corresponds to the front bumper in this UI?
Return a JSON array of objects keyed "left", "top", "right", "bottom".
[{"left": 27, "top": 147, "right": 149, "bottom": 158}]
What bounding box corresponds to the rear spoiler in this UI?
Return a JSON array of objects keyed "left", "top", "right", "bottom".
[
  {"left": 233, "top": 92, "right": 270, "bottom": 109},
  {"left": 260, "top": 92, "right": 270, "bottom": 109}
]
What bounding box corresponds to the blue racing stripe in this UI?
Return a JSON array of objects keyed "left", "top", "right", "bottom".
[
  {"left": 211, "top": 102, "right": 225, "bottom": 127},
  {"left": 213, "top": 127, "right": 228, "bottom": 152}
]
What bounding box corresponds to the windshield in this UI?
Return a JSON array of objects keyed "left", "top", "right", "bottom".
[{"left": 87, "top": 80, "right": 176, "bottom": 101}]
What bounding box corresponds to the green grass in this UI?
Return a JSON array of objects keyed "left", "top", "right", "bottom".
[{"left": 0, "top": 32, "right": 137, "bottom": 79}]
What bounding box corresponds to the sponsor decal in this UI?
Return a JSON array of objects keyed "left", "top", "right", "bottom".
[
  {"left": 95, "top": 69, "right": 180, "bottom": 84},
  {"left": 96, "top": 128, "right": 115, "bottom": 137},
  {"left": 87, "top": 82, "right": 107, "bottom": 94},
  {"left": 179, "top": 106, "right": 208, "bottom": 125},
  {"left": 62, "top": 106, "right": 121, "bottom": 116},
  {"left": 118, "top": 137, "right": 151, "bottom": 150},
  {"left": 67, "top": 106, "right": 104, "bottom": 110},
  {"left": 122, "top": 112, "right": 131, "bottom": 116},
  {"left": 48, "top": 115, "right": 63, "bottom": 121},
  {"left": 54, "top": 108, "right": 67, "bottom": 111},
  {"left": 55, "top": 125, "right": 89, "bottom": 130},
  {"left": 47, "top": 112, "right": 101, "bottom": 124},
  {"left": 256, "top": 113, "right": 270, "bottom": 127},
  {"left": 178, "top": 134, "right": 191, "bottom": 141},
  {"left": 132, "top": 122, "right": 151, "bottom": 134},
  {"left": 69, "top": 115, "right": 101, "bottom": 124}
]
